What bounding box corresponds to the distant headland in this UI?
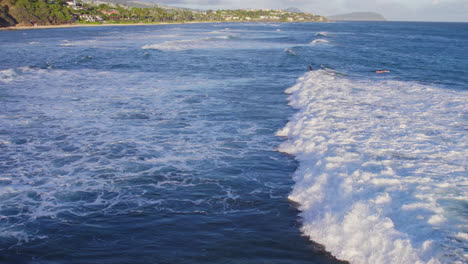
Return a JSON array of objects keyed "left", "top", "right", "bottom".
[
  {"left": 329, "top": 12, "right": 386, "bottom": 21},
  {"left": 0, "top": 0, "right": 328, "bottom": 29}
]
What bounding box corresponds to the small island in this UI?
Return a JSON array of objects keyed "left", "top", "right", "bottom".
[{"left": 0, "top": 0, "right": 328, "bottom": 29}]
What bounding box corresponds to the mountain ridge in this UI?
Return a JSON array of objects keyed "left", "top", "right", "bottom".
[{"left": 329, "top": 12, "right": 386, "bottom": 21}]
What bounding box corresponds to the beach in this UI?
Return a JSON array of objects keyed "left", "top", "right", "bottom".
[{"left": 0, "top": 21, "right": 215, "bottom": 31}]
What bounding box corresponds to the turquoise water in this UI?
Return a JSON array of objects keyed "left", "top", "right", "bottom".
[{"left": 0, "top": 22, "right": 467, "bottom": 263}]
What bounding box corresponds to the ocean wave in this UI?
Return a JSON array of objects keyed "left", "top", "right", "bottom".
[
  {"left": 0, "top": 68, "right": 284, "bottom": 246},
  {"left": 309, "top": 39, "right": 330, "bottom": 45},
  {"left": 212, "top": 35, "right": 238, "bottom": 40},
  {"left": 57, "top": 42, "right": 77, "bottom": 47},
  {"left": 278, "top": 69, "right": 468, "bottom": 264},
  {"left": 0, "top": 66, "right": 44, "bottom": 83},
  {"left": 142, "top": 35, "right": 238, "bottom": 51},
  {"left": 0, "top": 68, "right": 17, "bottom": 82},
  {"left": 284, "top": 48, "right": 296, "bottom": 56},
  {"left": 57, "top": 39, "right": 97, "bottom": 47},
  {"left": 315, "top": 32, "right": 329, "bottom": 37}
]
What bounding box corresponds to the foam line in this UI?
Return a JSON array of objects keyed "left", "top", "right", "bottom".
[{"left": 278, "top": 69, "right": 467, "bottom": 264}]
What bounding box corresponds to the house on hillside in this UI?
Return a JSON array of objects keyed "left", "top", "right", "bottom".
[{"left": 80, "top": 14, "right": 102, "bottom": 22}]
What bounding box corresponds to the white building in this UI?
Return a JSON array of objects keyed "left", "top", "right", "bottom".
[{"left": 80, "top": 14, "right": 103, "bottom": 22}]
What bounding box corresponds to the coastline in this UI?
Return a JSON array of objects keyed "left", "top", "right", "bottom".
[
  {"left": 0, "top": 21, "right": 212, "bottom": 31},
  {"left": 0, "top": 20, "right": 333, "bottom": 31}
]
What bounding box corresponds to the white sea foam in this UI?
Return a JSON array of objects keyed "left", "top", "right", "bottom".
[
  {"left": 141, "top": 34, "right": 289, "bottom": 51},
  {"left": 278, "top": 69, "right": 468, "bottom": 264},
  {"left": 142, "top": 35, "right": 238, "bottom": 51},
  {"left": 57, "top": 39, "right": 97, "bottom": 47},
  {"left": 0, "top": 67, "right": 43, "bottom": 83},
  {"left": 57, "top": 41, "right": 77, "bottom": 47},
  {"left": 0, "top": 68, "right": 282, "bottom": 245},
  {"left": 0, "top": 68, "right": 17, "bottom": 82},
  {"left": 310, "top": 39, "right": 330, "bottom": 45},
  {"left": 284, "top": 48, "right": 296, "bottom": 56}
]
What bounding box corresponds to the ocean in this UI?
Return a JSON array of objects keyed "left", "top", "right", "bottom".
[{"left": 0, "top": 22, "right": 466, "bottom": 264}]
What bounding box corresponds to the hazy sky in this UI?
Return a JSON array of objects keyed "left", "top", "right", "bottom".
[{"left": 150, "top": 0, "right": 468, "bottom": 22}]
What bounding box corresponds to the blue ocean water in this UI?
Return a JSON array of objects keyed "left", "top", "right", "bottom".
[{"left": 0, "top": 22, "right": 466, "bottom": 264}]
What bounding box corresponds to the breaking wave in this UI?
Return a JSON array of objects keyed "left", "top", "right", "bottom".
[
  {"left": 284, "top": 48, "right": 296, "bottom": 56},
  {"left": 142, "top": 35, "right": 238, "bottom": 51},
  {"left": 309, "top": 39, "right": 330, "bottom": 45},
  {"left": 315, "top": 32, "right": 329, "bottom": 37},
  {"left": 0, "top": 67, "right": 44, "bottom": 83},
  {"left": 277, "top": 69, "right": 468, "bottom": 264}
]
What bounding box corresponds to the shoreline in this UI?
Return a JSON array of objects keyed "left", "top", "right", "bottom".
[
  {"left": 0, "top": 21, "right": 214, "bottom": 31},
  {"left": 0, "top": 20, "right": 333, "bottom": 31}
]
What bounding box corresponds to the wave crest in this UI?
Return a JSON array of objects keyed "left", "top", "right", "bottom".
[
  {"left": 309, "top": 39, "right": 330, "bottom": 45},
  {"left": 278, "top": 70, "right": 468, "bottom": 264},
  {"left": 315, "top": 32, "right": 329, "bottom": 37}
]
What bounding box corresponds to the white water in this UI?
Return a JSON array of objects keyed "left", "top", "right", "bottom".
[
  {"left": 0, "top": 66, "right": 284, "bottom": 245},
  {"left": 310, "top": 39, "right": 330, "bottom": 45},
  {"left": 277, "top": 70, "right": 467, "bottom": 264},
  {"left": 141, "top": 37, "right": 223, "bottom": 51},
  {"left": 141, "top": 34, "right": 289, "bottom": 51}
]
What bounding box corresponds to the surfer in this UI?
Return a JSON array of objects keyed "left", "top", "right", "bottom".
[
  {"left": 308, "top": 65, "right": 313, "bottom": 71},
  {"left": 376, "top": 70, "right": 389, "bottom": 74}
]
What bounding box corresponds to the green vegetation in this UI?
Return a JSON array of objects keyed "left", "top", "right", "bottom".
[
  {"left": 0, "top": 0, "right": 328, "bottom": 28},
  {"left": 81, "top": 3, "right": 198, "bottom": 23},
  {"left": 212, "top": 9, "right": 327, "bottom": 22},
  {"left": 1, "top": 0, "right": 72, "bottom": 26}
]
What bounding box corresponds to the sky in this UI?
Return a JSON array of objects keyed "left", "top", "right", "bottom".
[{"left": 149, "top": 0, "right": 468, "bottom": 22}]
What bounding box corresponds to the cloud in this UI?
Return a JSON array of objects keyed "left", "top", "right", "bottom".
[{"left": 418, "top": 0, "right": 468, "bottom": 21}]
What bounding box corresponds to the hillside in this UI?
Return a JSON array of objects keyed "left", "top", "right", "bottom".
[
  {"left": 0, "top": 5, "right": 17, "bottom": 27},
  {"left": 0, "top": 0, "right": 328, "bottom": 28},
  {"left": 0, "top": 0, "right": 73, "bottom": 27},
  {"left": 80, "top": 0, "right": 179, "bottom": 10},
  {"left": 329, "top": 12, "right": 386, "bottom": 21}
]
